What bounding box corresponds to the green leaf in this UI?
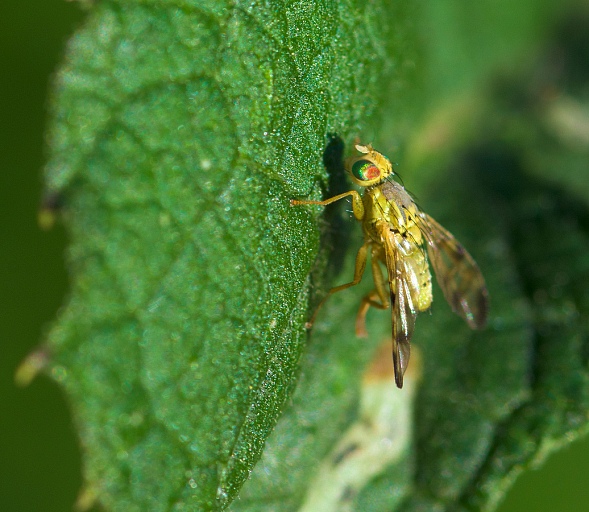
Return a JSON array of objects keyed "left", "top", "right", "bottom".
[
  {"left": 36, "top": 0, "right": 589, "bottom": 511},
  {"left": 41, "top": 2, "right": 390, "bottom": 510}
]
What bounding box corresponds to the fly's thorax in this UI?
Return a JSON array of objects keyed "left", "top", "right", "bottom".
[
  {"left": 380, "top": 180, "right": 415, "bottom": 213},
  {"left": 382, "top": 181, "right": 425, "bottom": 245},
  {"left": 362, "top": 182, "right": 423, "bottom": 243},
  {"left": 362, "top": 186, "right": 401, "bottom": 243}
]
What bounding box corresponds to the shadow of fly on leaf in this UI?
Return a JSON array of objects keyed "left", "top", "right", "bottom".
[{"left": 292, "top": 144, "right": 489, "bottom": 388}]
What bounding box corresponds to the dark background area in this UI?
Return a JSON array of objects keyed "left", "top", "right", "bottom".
[
  {"left": 1, "top": 2, "right": 588, "bottom": 511},
  {"left": 1, "top": 2, "right": 83, "bottom": 510}
]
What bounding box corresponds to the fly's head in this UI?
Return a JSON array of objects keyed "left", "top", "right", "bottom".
[{"left": 346, "top": 143, "right": 394, "bottom": 188}]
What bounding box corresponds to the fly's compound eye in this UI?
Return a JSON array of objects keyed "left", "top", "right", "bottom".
[{"left": 351, "top": 159, "right": 381, "bottom": 182}]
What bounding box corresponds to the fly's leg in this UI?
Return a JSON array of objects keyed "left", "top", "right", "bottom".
[
  {"left": 355, "top": 248, "right": 391, "bottom": 337},
  {"left": 355, "top": 291, "right": 380, "bottom": 338},
  {"left": 291, "top": 190, "right": 365, "bottom": 220},
  {"left": 292, "top": 188, "right": 367, "bottom": 328},
  {"left": 304, "top": 242, "right": 369, "bottom": 329}
]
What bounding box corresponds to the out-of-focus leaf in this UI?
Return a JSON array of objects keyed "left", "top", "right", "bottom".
[{"left": 400, "top": 8, "right": 589, "bottom": 509}]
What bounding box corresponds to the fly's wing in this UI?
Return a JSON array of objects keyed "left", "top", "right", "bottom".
[
  {"left": 417, "top": 213, "right": 489, "bottom": 329},
  {"left": 381, "top": 227, "right": 417, "bottom": 389}
]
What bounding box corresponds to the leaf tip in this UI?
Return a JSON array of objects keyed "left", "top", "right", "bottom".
[{"left": 14, "top": 348, "right": 50, "bottom": 387}]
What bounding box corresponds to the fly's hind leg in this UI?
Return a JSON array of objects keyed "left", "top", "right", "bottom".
[
  {"left": 305, "top": 242, "right": 370, "bottom": 329},
  {"left": 355, "top": 247, "right": 391, "bottom": 337}
]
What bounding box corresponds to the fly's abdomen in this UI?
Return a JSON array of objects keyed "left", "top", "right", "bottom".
[
  {"left": 395, "top": 232, "right": 432, "bottom": 313},
  {"left": 411, "top": 250, "right": 433, "bottom": 312}
]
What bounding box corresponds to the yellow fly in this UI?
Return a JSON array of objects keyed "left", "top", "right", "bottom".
[{"left": 292, "top": 144, "right": 489, "bottom": 388}]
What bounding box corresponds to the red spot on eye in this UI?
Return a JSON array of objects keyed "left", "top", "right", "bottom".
[{"left": 365, "top": 165, "right": 380, "bottom": 180}]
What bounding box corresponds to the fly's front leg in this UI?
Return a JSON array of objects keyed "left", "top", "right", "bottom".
[
  {"left": 304, "top": 241, "right": 370, "bottom": 329},
  {"left": 291, "top": 190, "right": 365, "bottom": 220},
  {"left": 355, "top": 247, "right": 391, "bottom": 337}
]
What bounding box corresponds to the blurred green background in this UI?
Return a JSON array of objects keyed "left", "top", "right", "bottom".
[{"left": 2, "top": 1, "right": 589, "bottom": 511}]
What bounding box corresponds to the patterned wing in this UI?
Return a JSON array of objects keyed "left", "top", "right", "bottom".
[
  {"left": 417, "top": 213, "right": 489, "bottom": 329},
  {"left": 381, "top": 226, "right": 418, "bottom": 388}
]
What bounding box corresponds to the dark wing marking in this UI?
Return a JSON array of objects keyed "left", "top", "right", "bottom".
[
  {"left": 417, "top": 213, "right": 489, "bottom": 329},
  {"left": 381, "top": 225, "right": 417, "bottom": 388}
]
